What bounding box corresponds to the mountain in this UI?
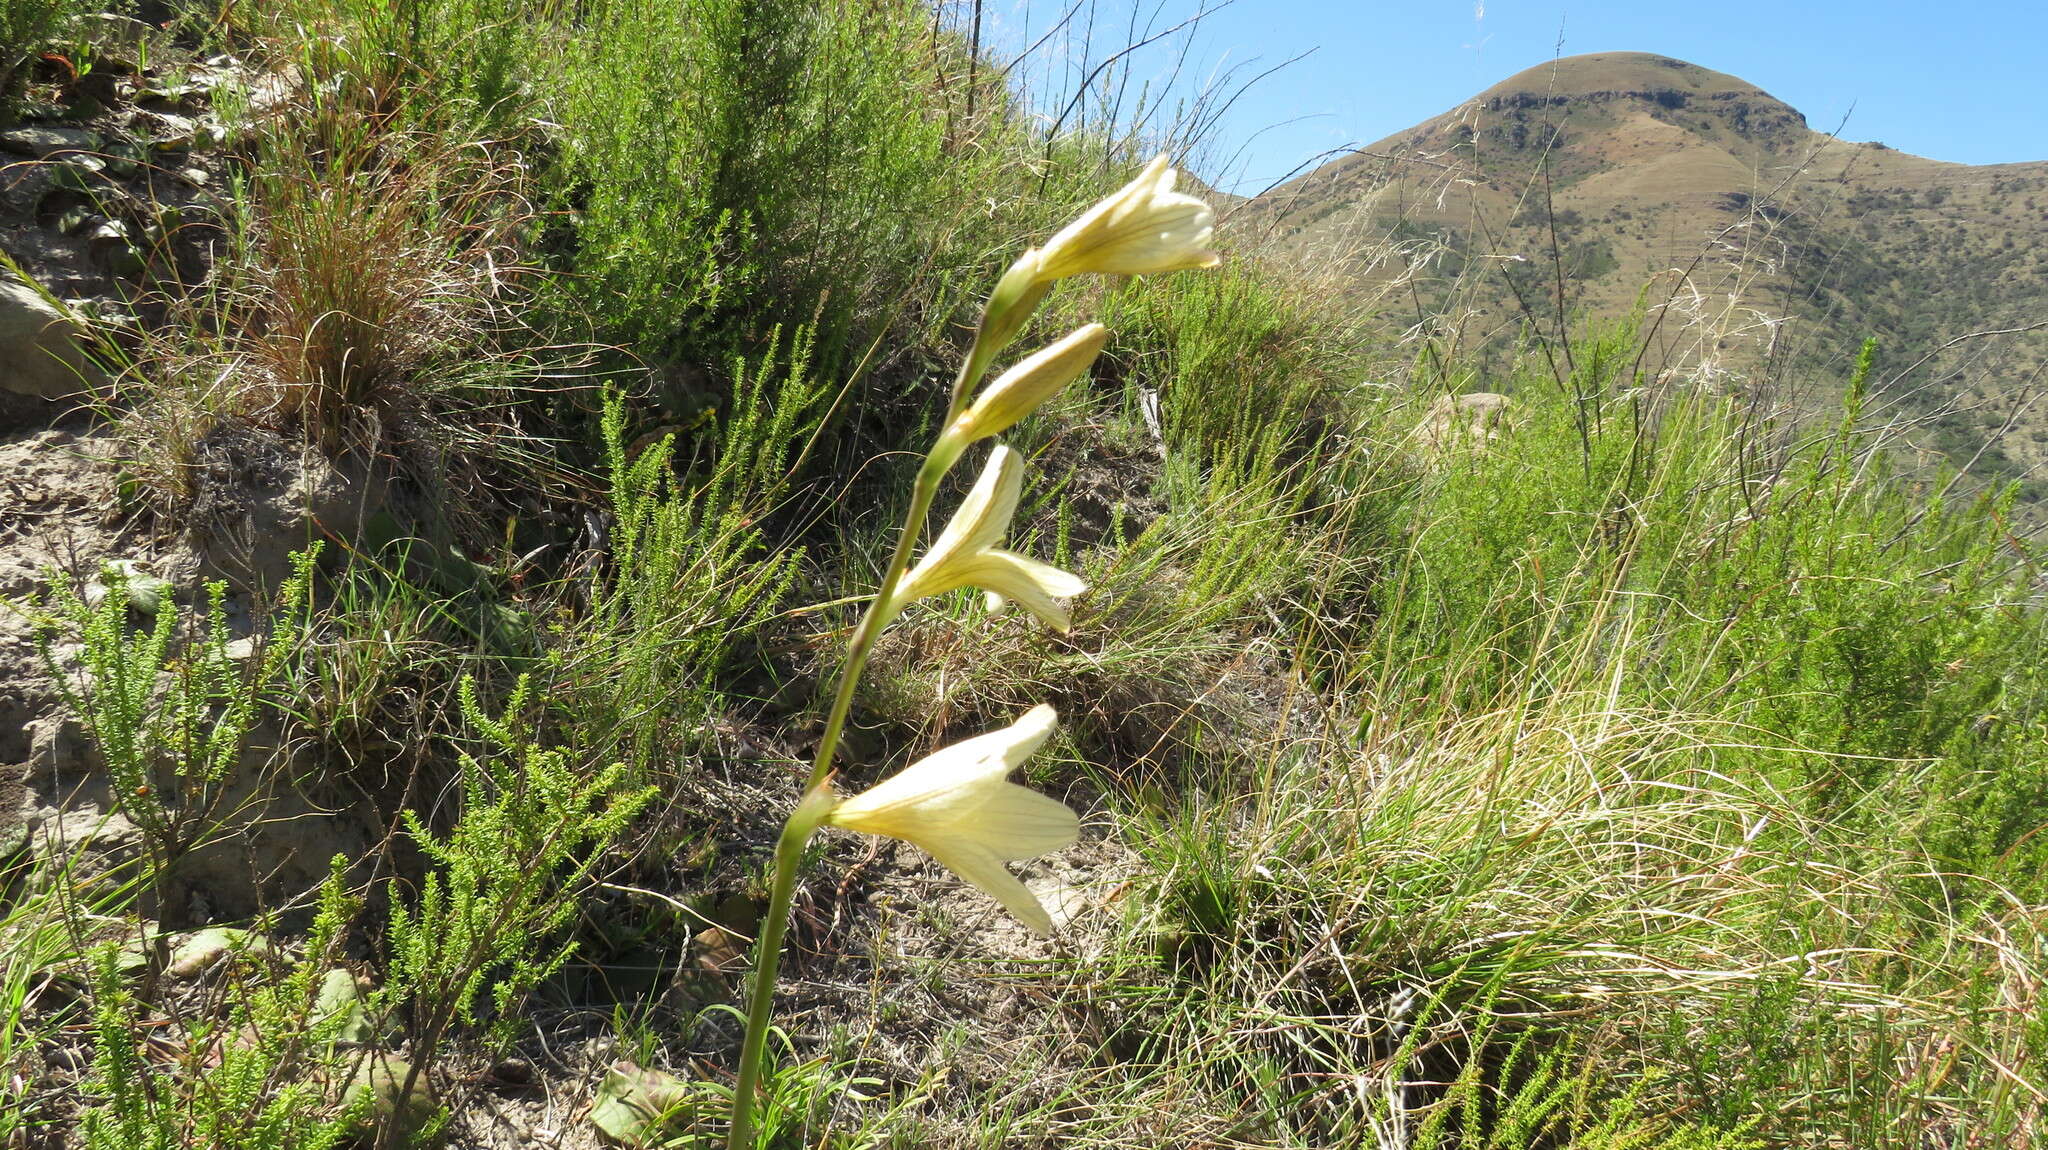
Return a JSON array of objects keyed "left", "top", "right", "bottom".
[{"left": 1241, "top": 52, "right": 2048, "bottom": 483}]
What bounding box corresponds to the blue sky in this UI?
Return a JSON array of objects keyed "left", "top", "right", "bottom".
[{"left": 982, "top": 1, "right": 2048, "bottom": 193}]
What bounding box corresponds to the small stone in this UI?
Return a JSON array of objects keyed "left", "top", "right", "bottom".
[
  {"left": 142, "top": 112, "right": 196, "bottom": 151},
  {"left": 54, "top": 151, "right": 106, "bottom": 176},
  {"left": 48, "top": 162, "right": 100, "bottom": 193},
  {"left": 175, "top": 166, "right": 207, "bottom": 187},
  {"left": 84, "top": 218, "right": 130, "bottom": 246},
  {"left": 100, "top": 141, "right": 143, "bottom": 179},
  {"left": 484, "top": 1057, "right": 535, "bottom": 1087},
  {"left": 103, "top": 244, "right": 147, "bottom": 279},
  {"left": 167, "top": 927, "right": 275, "bottom": 979},
  {"left": 314, "top": 968, "right": 376, "bottom": 1045},
  {"left": 0, "top": 161, "right": 55, "bottom": 214}
]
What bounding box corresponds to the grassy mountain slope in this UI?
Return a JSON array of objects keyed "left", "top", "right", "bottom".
[{"left": 1246, "top": 51, "right": 2048, "bottom": 483}]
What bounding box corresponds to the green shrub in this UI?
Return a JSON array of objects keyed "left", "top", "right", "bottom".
[{"left": 0, "top": 0, "right": 78, "bottom": 110}]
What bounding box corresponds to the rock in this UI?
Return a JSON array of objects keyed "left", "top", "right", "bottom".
[
  {"left": 166, "top": 926, "right": 276, "bottom": 978},
  {"left": 483, "top": 1057, "right": 535, "bottom": 1088},
  {"left": 100, "top": 140, "right": 143, "bottom": 179},
  {"left": 0, "top": 277, "right": 105, "bottom": 402},
  {"left": 25, "top": 713, "right": 95, "bottom": 780},
  {"left": 0, "top": 127, "right": 100, "bottom": 158},
  {"left": 82, "top": 559, "right": 175, "bottom": 615},
  {"left": 73, "top": 13, "right": 164, "bottom": 54},
  {"left": 140, "top": 111, "right": 196, "bottom": 151},
  {"left": 54, "top": 151, "right": 105, "bottom": 176},
  {"left": 0, "top": 160, "right": 55, "bottom": 214},
  {"left": 588, "top": 1061, "right": 699, "bottom": 1145},
  {"left": 32, "top": 806, "right": 144, "bottom": 867},
  {"left": 1418, "top": 391, "right": 1514, "bottom": 452},
  {"left": 56, "top": 206, "right": 101, "bottom": 235}
]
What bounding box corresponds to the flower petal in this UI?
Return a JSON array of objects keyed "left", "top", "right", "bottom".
[
  {"left": 1034, "top": 154, "right": 1221, "bottom": 280},
  {"left": 828, "top": 705, "right": 1057, "bottom": 834},
  {"left": 960, "top": 551, "right": 1085, "bottom": 632},
  {"left": 960, "top": 782, "right": 1080, "bottom": 860},
  {"left": 824, "top": 706, "right": 1071, "bottom": 935},
  {"left": 920, "top": 836, "right": 1057, "bottom": 936}
]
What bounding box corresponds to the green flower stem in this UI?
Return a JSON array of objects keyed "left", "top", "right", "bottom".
[
  {"left": 727, "top": 345, "right": 986, "bottom": 1150},
  {"left": 803, "top": 451, "right": 943, "bottom": 791},
  {"left": 802, "top": 347, "right": 982, "bottom": 792},
  {"left": 726, "top": 781, "right": 835, "bottom": 1149}
]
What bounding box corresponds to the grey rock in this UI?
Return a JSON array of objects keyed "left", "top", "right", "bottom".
[
  {"left": 0, "top": 127, "right": 101, "bottom": 158},
  {"left": 1418, "top": 391, "right": 1515, "bottom": 453},
  {"left": 0, "top": 160, "right": 55, "bottom": 214},
  {"left": 342, "top": 1053, "right": 438, "bottom": 1141},
  {"left": 100, "top": 140, "right": 144, "bottom": 178},
  {"left": 0, "top": 278, "right": 105, "bottom": 401},
  {"left": 37, "top": 806, "right": 145, "bottom": 860},
  {"left": 54, "top": 152, "right": 105, "bottom": 175}
]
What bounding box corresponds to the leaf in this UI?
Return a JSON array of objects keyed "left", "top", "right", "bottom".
[
  {"left": 166, "top": 927, "right": 274, "bottom": 978},
  {"left": 314, "top": 968, "right": 377, "bottom": 1046},
  {"left": 589, "top": 1061, "right": 701, "bottom": 1145}
]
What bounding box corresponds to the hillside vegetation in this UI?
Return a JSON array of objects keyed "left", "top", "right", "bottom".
[{"left": 0, "top": 8, "right": 2043, "bottom": 1150}]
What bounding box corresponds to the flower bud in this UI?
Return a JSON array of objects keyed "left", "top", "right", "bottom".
[{"left": 945, "top": 324, "right": 1108, "bottom": 452}]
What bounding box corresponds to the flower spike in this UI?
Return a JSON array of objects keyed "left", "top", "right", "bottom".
[
  {"left": 891, "top": 445, "right": 1087, "bottom": 631},
  {"left": 826, "top": 705, "right": 1077, "bottom": 934}
]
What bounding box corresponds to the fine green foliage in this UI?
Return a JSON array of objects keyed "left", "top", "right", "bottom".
[
  {"left": 0, "top": 0, "right": 78, "bottom": 108},
  {"left": 74, "top": 863, "right": 367, "bottom": 1150},
  {"left": 554, "top": 345, "right": 818, "bottom": 766},
  {"left": 35, "top": 551, "right": 315, "bottom": 907},
  {"left": 378, "top": 677, "right": 653, "bottom": 1081}
]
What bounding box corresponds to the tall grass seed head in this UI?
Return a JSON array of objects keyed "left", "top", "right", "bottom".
[
  {"left": 892, "top": 444, "right": 1088, "bottom": 631},
  {"left": 1029, "top": 153, "right": 1221, "bottom": 280},
  {"left": 825, "top": 704, "right": 1078, "bottom": 935}
]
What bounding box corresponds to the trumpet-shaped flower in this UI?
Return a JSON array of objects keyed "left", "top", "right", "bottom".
[
  {"left": 826, "top": 704, "right": 1077, "bottom": 934},
  {"left": 1002, "top": 154, "right": 1221, "bottom": 292},
  {"left": 892, "top": 445, "right": 1087, "bottom": 631}
]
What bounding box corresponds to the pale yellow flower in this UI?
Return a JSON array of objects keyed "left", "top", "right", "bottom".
[
  {"left": 942, "top": 324, "right": 1108, "bottom": 459},
  {"left": 1004, "top": 154, "right": 1221, "bottom": 287},
  {"left": 826, "top": 704, "right": 1077, "bottom": 934},
  {"left": 892, "top": 445, "right": 1086, "bottom": 631}
]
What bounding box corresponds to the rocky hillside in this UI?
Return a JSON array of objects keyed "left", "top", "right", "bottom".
[{"left": 1245, "top": 52, "right": 2048, "bottom": 484}]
